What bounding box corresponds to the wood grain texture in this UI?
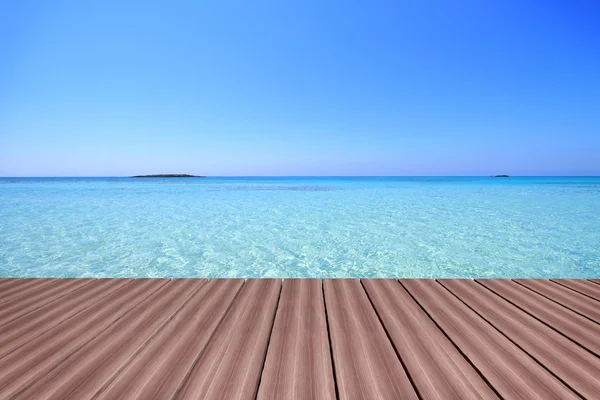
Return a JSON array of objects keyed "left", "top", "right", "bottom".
[
  {"left": 257, "top": 279, "right": 336, "bottom": 400},
  {"left": 400, "top": 279, "right": 577, "bottom": 399},
  {"left": 440, "top": 279, "right": 600, "bottom": 399},
  {"left": 515, "top": 279, "right": 600, "bottom": 324},
  {"left": 551, "top": 279, "right": 600, "bottom": 302},
  {"left": 324, "top": 279, "right": 418, "bottom": 400},
  {"left": 0, "top": 279, "right": 132, "bottom": 359},
  {"left": 98, "top": 279, "right": 243, "bottom": 400},
  {"left": 477, "top": 279, "right": 600, "bottom": 356},
  {"left": 362, "top": 279, "right": 498, "bottom": 399},
  {"left": 0, "top": 278, "right": 598, "bottom": 399},
  {"left": 16, "top": 279, "right": 207, "bottom": 400},
  {"left": 175, "top": 279, "right": 282, "bottom": 400},
  {"left": 0, "top": 278, "right": 57, "bottom": 305},
  {"left": 0, "top": 279, "right": 22, "bottom": 291},
  {"left": 0, "top": 278, "right": 94, "bottom": 328},
  {"left": 0, "top": 279, "right": 169, "bottom": 398}
]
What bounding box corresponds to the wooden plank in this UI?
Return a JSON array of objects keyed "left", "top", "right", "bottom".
[
  {"left": 477, "top": 279, "right": 600, "bottom": 356},
  {"left": 515, "top": 279, "right": 600, "bottom": 324},
  {"left": 0, "top": 279, "right": 132, "bottom": 359},
  {"left": 96, "top": 279, "right": 243, "bottom": 400},
  {"left": 590, "top": 279, "right": 600, "bottom": 286},
  {"left": 400, "top": 279, "right": 577, "bottom": 399},
  {"left": 0, "top": 279, "right": 169, "bottom": 398},
  {"left": 0, "top": 278, "right": 94, "bottom": 327},
  {"left": 551, "top": 279, "right": 600, "bottom": 302},
  {"left": 440, "top": 279, "right": 600, "bottom": 399},
  {"left": 257, "top": 279, "right": 336, "bottom": 400},
  {"left": 324, "top": 279, "right": 418, "bottom": 400},
  {"left": 0, "top": 277, "right": 597, "bottom": 399},
  {"left": 176, "top": 279, "right": 281, "bottom": 400},
  {"left": 0, "top": 279, "right": 22, "bottom": 290},
  {"left": 0, "top": 278, "right": 57, "bottom": 305},
  {"left": 362, "top": 279, "right": 498, "bottom": 399},
  {"left": 17, "top": 279, "right": 206, "bottom": 399}
]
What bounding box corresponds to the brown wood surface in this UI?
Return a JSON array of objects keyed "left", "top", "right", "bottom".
[
  {"left": 0, "top": 278, "right": 131, "bottom": 359},
  {"left": 16, "top": 279, "right": 207, "bottom": 399},
  {"left": 0, "top": 279, "right": 25, "bottom": 297},
  {"left": 0, "top": 279, "right": 169, "bottom": 398},
  {"left": 98, "top": 278, "right": 243, "bottom": 400},
  {"left": 175, "top": 279, "right": 282, "bottom": 400},
  {"left": 0, "top": 278, "right": 20, "bottom": 290},
  {"left": 400, "top": 279, "right": 577, "bottom": 399},
  {"left": 477, "top": 279, "right": 600, "bottom": 356},
  {"left": 0, "top": 278, "right": 57, "bottom": 305},
  {"left": 0, "top": 279, "right": 90, "bottom": 327},
  {"left": 440, "top": 279, "right": 600, "bottom": 398},
  {"left": 515, "top": 279, "right": 600, "bottom": 323},
  {"left": 0, "top": 278, "right": 598, "bottom": 399},
  {"left": 551, "top": 279, "right": 600, "bottom": 302},
  {"left": 258, "top": 279, "right": 336, "bottom": 400},
  {"left": 362, "top": 279, "right": 498, "bottom": 399},
  {"left": 324, "top": 279, "right": 418, "bottom": 400}
]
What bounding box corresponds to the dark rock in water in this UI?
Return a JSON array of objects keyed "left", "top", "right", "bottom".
[
  {"left": 131, "top": 174, "right": 205, "bottom": 178},
  {"left": 492, "top": 174, "right": 510, "bottom": 178}
]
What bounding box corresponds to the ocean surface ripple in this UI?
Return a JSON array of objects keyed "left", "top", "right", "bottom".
[{"left": 1, "top": 176, "right": 599, "bottom": 278}]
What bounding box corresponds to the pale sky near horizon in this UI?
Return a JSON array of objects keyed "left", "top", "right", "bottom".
[{"left": 1, "top": 0, "right": 599, "bottom": 176}]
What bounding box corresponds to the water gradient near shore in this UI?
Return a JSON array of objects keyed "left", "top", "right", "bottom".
[{"left": 1, "top": 176, "right": 599, "bottom": 278}]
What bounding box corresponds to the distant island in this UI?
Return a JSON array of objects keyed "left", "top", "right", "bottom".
[
  {"left": 492, "top": 174, "right": 510, "bottom": 178},
  {"left": 131, "top": 174, "right": 205, "bottom": 178}
]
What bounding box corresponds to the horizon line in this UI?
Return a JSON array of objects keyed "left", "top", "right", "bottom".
[{"left": 2, "top": 175, "right": 600, "bottom": 178}]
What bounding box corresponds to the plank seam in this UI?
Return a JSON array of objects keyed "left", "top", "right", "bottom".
[
  {"left": 476, "top": 280, "right": 600, "bottom": 359},
  {"left": 550, "top": 280, "right": 600, "bottom": 303},
  {"left": 170, "top": 280, "right": 246, "bottom": 400},
  {"left": 399, "top": 280, "right": 505, "bottom": 400},
  {"left": 360, "top": 280, "right": 423, "bottom": 400},
  {"left": 0, "top": 279, "right": 136, "bottom": 362},
  {"left": 322, "top": 280, "right": 340, "bottom": 400},
  {"left": 89, "top": 280, "right": 209, "bottom": 400},
  {"left": 442, "top": 280, "right": 584, "bottom": 399},
  {"left": 588, "top": 279, "right": 600, "bottom": 287},
  {"left": 253, "top": 279, "right": 284, "bottom": 400},
  {"left": 0, "top": 279, "right": 58, "bottom": 306},
  {"left": 8, "top": 279, "right": 172, "bottom": 399},
  {"left": 512, "top": 280, "right": 600, "bottom": 326},
  {"left": 0, "top": 279, "right": 97, "bottom": 329}
]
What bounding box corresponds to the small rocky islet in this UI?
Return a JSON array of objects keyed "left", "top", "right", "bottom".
[{"left": 131, "top": 174, "right": 205, "bottom": 178}]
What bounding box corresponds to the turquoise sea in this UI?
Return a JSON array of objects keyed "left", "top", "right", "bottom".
[{"left": 0, "top": 177, "right": 599, "bottom": 278}]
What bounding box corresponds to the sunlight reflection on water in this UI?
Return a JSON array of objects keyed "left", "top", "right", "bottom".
[{"left": 1, "top": 177, "right": 599, "bottom": 278}]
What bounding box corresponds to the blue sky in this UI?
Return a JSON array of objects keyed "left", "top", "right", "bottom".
[{"left": 1, "top": 0, "right": 599, "bottom": 176}]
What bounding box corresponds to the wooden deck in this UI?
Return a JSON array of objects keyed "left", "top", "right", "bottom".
[{"left": 0, "top": 278, "right": 599, "bottom": 399}]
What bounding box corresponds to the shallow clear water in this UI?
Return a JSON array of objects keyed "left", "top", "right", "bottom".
[{"left": 1, "top": 176, "right": 599, "bottom": 278}]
